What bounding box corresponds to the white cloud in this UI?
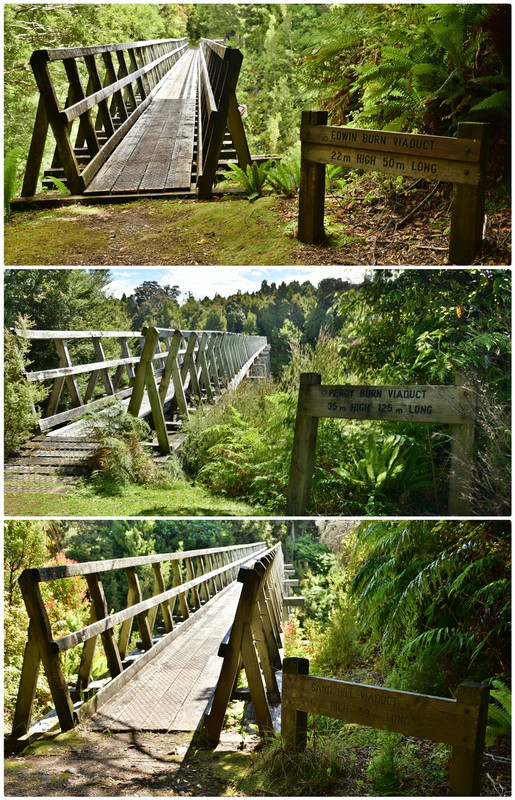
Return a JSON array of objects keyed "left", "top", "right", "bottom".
[{"left": 107, "top": 267, "right": 371, "bottom": 301}]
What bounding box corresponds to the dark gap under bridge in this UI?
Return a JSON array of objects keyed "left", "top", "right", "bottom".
[
  {"left": 6, "top": 326, "right": 270, "bottom": 492},
  {"left": 15, "top": 37, "right": 254, "bottom": 208},
  {"left": 6, "top": 543, "right": 302, "bottom": 752}
]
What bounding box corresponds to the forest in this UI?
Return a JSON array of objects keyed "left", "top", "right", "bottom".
[
  {"left": 4, "top": 3, "right": 511, "bottom": 266},
  {"left": 4, "top": 267, "right": 511, "bottom": 517},
  {"left": 4, "top": 517, "right": 511, "bottom": 795}
]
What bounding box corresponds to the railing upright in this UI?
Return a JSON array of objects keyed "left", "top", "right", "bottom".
[
  {"left": 9, "top": 543, "right": 268, "bottom": 746},
  {"left": 22, "top": 38, "right": 189, "bottom": 196},
  {"left": 197, "top": 38, "right": 251, "bottom": 199}
]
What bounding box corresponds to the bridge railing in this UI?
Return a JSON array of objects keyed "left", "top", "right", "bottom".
[
  {"left": 21, "top": 37, "right": 189, "bottom": 196},
  {"left": 203, "top": 543, "right": 288, "bottom": 743},
  {"left": 11, "top": 327, "right": 269, "bottom": 448},
  {"left": 197, "top": 38, "right": 251, "bottom": 198},
  {"left": 9, "top": 541, "right": 268, "bottom": 746}
]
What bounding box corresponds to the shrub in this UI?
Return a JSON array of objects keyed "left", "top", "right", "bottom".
[{"left": 4, "top": 320, "right": 49, "bottom": 456}]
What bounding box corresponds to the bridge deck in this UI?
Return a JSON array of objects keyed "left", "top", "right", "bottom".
[
  {"left": 85, "top": 49, "right": 198, "bottom": 196},
  {"left": 89, "top": 582, "right": 240, "bottom": 732}
]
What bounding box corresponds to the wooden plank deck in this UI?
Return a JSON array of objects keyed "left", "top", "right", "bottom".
[
  {"left": 85, "top": 49, "right": 198, "bottom": 195},
  {"left": 89, "top": 582, "right": 241, "bottom": 732}
]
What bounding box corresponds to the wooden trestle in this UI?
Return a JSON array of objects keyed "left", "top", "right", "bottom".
[{"left": 17, "top": 37, "right": 251, "bottom": 204}]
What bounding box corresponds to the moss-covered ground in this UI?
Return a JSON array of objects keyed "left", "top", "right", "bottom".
[{"left": 4, "top": 480, "right": 263, "bottom": 517}]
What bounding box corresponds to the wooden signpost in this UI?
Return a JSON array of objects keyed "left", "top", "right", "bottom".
[
  {"left": 286, "top": 372, "right": 477, "bottom": 516},
  {"left": 298, "top": 110, "right": 489, "bottom": 263},
  {"left": 282, "top": 658, "right": 489, "bottom": 797}
]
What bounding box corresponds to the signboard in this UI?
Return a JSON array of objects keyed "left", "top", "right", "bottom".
[
  {"left": 297, "top": 110, "right": 489, "bottom": 264},
  {"left": 285, "top": 372, "right": 476, "bottom": 517},
  {"left": 299, "top": 383, "right": 471, "bottom": 424},
  {"left": 284, "top": 671, "right": 480, "bottom": 747}
]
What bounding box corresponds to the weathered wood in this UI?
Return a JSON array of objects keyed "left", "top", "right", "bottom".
[
  {"left": 299, "top": 383, "right": 472, "bottom": 424},
  {"left": 285, "top": 372, "right": 321, "bottom": 515},
  {"left": 11, "top": 622, "right": 41, "bottom": 737},
  {"left": 449, "top": 122, "right": 489, "bottom": 264},
  {"left": 86, "top": 573, "right": 124, "bottom": 679},
  {"left": 298, "top": 112, "right": 489, "bottom": 260},
  {"left": 18, "top": 570, "right": 76, "bottom": 732},
  {"left": 298, "top": 110, "right": 328, "bottom": 244},
  {"left": 281, "top": 659, "right": 489, "bottom": 796},
  {"left": 448, "top": 372, "right": 478, "bottom": 515},
  {"left": 448, "top": 683, "right": 490, "bottom": 796},
  {"left": 286, "top": 372, "right": 476, "bottom": 515},
  {"left": 197, "top": 40, "right": 248, "bottom": 199},
  {"left": 303, "top": 142, "right": 481, "bottom": 185},
  {"left": 281, "top": 657, "right": 309, "bottom": 750},
  {"left": 301, "top": 124, "right": 482, "bottom": 162},
  {"left": 11, "top": 543, "right": 267, "bottom": 741}
]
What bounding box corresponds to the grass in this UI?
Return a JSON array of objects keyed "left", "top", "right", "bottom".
[
  {"left": 4, "top": 196, "right": 303, "bottom": 266},
  {"left": 4, "top": 480, "right": 263, "bottom": 517}
]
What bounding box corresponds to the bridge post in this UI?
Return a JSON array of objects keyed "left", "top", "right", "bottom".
[
  {"left": 18, "top": 570, "right": 77, "bottom": 732},
  {"left": 128, "top": 326, "right": 170, "bottom": 454},
  {"left": 281, "top": 657, "right": 310, "bottom": 750}
]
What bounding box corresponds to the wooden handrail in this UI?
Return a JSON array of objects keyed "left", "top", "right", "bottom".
[
  {"left": 203, "top": 543, "right": 286, "bottom": 743},
  {"left": 197, "top": 38, "right": 251, "bottom": 198},
  {"left": 22, "top": 38, "right": 188, "bottom": 196},
  {"left": 10, "top": 542, "right": 268, "bottom": 742},
  {"left": 11, "top": 327, "right": 269, "bottom": 440}
]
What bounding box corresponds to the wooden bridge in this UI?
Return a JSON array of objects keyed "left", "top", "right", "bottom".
[
  {"left": 7, "top": 542, "right": 301, "bottom": 752},
  {"left": 16, "top": 36, "right": 252, "bottom": 205},
  {"left": 7, "top": 326, "right": 270, "bottom": 491}
]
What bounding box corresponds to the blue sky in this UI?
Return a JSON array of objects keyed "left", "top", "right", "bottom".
[{"left": 107, "top": 267, "right": 370, "bottom": 301}]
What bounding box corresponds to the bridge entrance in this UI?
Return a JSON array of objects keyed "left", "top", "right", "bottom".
[
  {"left": 17, "top": 37, "right": 252, "bottom": 206},
  {"left": 7, "top": 543, "right": 300, "bottom": 753}
]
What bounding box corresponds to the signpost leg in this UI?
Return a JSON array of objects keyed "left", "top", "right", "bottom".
[
  {"left": 449, "top": 683, "right": 490, "bottom": 796},
  {"left": 448, "top": 372, "right": 477, "bottom": 515},
  {"left": 298, "top": 111, "right": 327, "bottom": 244},
  {"left": 281, "top": 657, "right": 309, "bottom": 750},
  {"left": 449, "top": 122, "right": 489, "bottom": 264},
  {"left": 285, "top": 373, "right": 321, "bottom": 516}
]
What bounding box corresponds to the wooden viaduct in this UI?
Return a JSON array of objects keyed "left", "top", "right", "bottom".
[
  {"left": 7, "top": 326, "right": 270, "bottom": 490},
  {"left": 15, "top": 36, "right": 252, "bottom": 206},
  {"left": 6, "top": 542, "right": 302, "bottom": 751}
]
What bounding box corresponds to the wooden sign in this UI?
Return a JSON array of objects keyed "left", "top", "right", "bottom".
[
  {"left": 297, "top": 110, "right": 489, "bottom": 264},
  {"left": 282, "top": 658, "right": 489, "bottom": 797},
  {"left": 300, "top": 383, "right": 471, "bottom": 424},
  {"left": 302, "top": 142, "right": 480, "bottom": 185},
  {"left": 285, "top": 372, "right": 477, "bottom": 516}
]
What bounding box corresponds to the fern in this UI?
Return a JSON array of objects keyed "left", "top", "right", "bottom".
[
  {"left": 222, "top": 160, "right": 272, "bottom": 201},
  {"left": 47, "top": 175, "right": 71, "bottom": 195},
  {"left": 486, "top": 679, "right": 511, "bottom": 745},
  {"left": 267, "top": 158, "right": 300, "bottom": 197}
]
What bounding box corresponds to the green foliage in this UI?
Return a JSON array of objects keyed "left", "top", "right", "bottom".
[
  {"left": 81, "top": 400, "right": 184, "bottom": 494},
  {"left": 46, "top": 176, "right": 71, "bottom": 195},
  {"left": 350, "top": 520, "right": 511, "bottom": 692},
  {"left": 339, "top": 269, "right": 511, "bottom": 514},
  {"left": 486, "top": 679, "right": 511, "bottom": 746},
  {"left": 303, "top": 4, "right": 510, "bottom": 142},
  {"left": 4, "top": 148, "right": 22, "bottom": 216},
  {"left": 222, "top": 160, "right": 272, "bottom": 201},
  {"left": 4, "top": 320, "right": 49, "bottom": 456},
  {"left": 334, "top": 432, "right": 432, "bottom": 514},
  {"left": 181, "top": 378, "right": 296, "bottom": 513},
  {"left": 267, "top": 152, "right": 301, "bottom": 197}
]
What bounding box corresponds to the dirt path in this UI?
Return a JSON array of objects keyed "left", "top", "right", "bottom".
[
  {"left": 5, "top": 185, "right": 510, "bottom": 267},
  {"left": 4, "top": 724, "right": 257, "bottom": 797}
]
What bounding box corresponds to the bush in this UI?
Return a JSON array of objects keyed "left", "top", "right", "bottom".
[
  {"left": 82, "top": 400, "right": 186, "bottom": 494},
  {"left": 4, "top": 321, "right": 49, "bottom": 456}
]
